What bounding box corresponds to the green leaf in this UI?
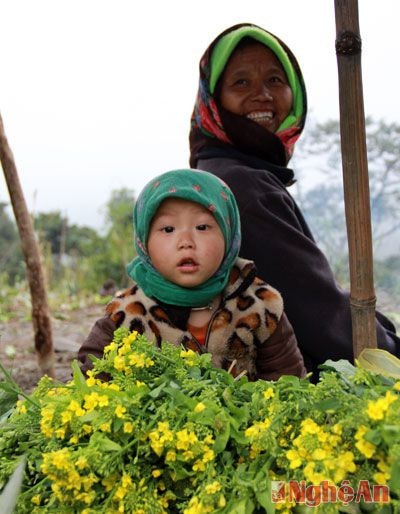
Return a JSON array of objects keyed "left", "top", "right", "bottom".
[
  {"left": 319, "top": 359, "right": 356, "bottom": 379},
  {"left": 0, "top": 389, "right": 18, "bottom": 416},
  {"left": 89, "top": 432, "right": 122, "bottom": 452},
  {"left": 313, "top": 398, "right": 343, "bottom": 412},
  {"left": 224, "top": 497, "right": 254, "bottom": 514},
  {"left": 0, "top": 456, "right": 26, "bottom": 514},
  {"left": 71, "top": 360, "right": 90, "bottom": 394},
  {"left": 213, "top": 412, "right": 231, "bottom": 453}
]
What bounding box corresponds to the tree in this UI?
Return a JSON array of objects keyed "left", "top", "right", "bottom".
[
  {"left": 292, "top": 117, "right": 400, "bottom": 310},
  {"left": 0, "top": 202, "right": 24, "bottom": 283},
  {"left": 86, "top": 188, "right": 137, "bottom": 290},
  {"left": 0, "top": 112, "right": 54, "bottom": 376},
  {"left": 293, "top": 117, "right": 400, "bottom": 253},
  {"left": 34, "top": 211, "right": 102, "bottom": 258}
]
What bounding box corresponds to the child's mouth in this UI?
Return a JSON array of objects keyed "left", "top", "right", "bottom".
[{"left": 177, "top": 258, "right": 199, "bottom": 272}]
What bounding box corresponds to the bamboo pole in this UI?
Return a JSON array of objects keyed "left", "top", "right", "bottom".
[
  {"left": 0, "top": 112, "right": 55, "bottom": 376},
  {"left": 334, "top": 0, "right": 377, "bottom": 356}
]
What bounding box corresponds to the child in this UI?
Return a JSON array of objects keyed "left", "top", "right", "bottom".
[{"left": 78, "top": 169, "right": 306, "bottom": 381}]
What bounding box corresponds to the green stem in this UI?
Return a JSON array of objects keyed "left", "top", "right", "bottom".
[{"left": 0, "top": 362, "right": 40, "bottom": 408}]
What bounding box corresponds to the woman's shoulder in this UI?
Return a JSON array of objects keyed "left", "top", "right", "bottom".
[{"left": 198, "top": 156, "right": 286, "bottom": 193}]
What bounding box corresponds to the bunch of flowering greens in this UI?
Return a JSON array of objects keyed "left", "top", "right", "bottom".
[{"left": 0, "top": 328, "right": 400, "bottom": 513}]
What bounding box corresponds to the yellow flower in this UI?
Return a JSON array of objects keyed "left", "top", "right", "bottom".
[
  {"left": 367, "top": 391, "right": 397, "bottom": 420},
  {"left": 263, "top": 387, "right": 275, "bottom": 399},
  {"left": 86, "top": 370, "right": 99, "bottom": 387},
  {"left": 152, "top": 469, "right": 162, "bottom": 477},
  {"left": 121, "top": 474, "right": 132, "bottom": 488},
  {"left": 180, "top": 349, "right": 196, "bottom": 358},
  {"left": 55, "top": 428, "right": 66, "bottom": 439},
  {"left": 68, "top": 400, "right": 86, "bottom": 417},
  {"left": 180, "top": 349, "right": 197, "bottom": 366},
  {"left": 202, "top": 448, "right": 215, "bottom": 463},
  {"left": 31, "top": 494, "right": 41, "bottom": 505},
  {"left": 115, "top": 405, "right": 127, "bottom": 419},
  {"left": 76, "top": 456, "right": 88, "bottom": 470},
  {"left": 16, "top": 400, "right": 27, "bottom": 414},
  {"left": 114, "top": 355, "right": 127, "bottom": 371},
  {"left": 176, "top": 429, "right": 198, "bottom": 450},
  {"left": 184, "top": 496, "right": 213, "bottom": 514},
  {"left": 49, "top": 448, "right": 70, "bottom": 470},
  {"left": 354, "top": 425, "right": 375, "bottom": 459},
  {"left": 205, "top": 481, "right": 221, "bottom": 494},
  {"left": 312, "top": 448, "right": 327, "bottom": 460},
  {"left": 194, "top": 402, "right": 206, "bottom": 413},
  {"left": 128, "top": 352, "right": 154, "bottom": 368},
  {"left": 166, "top": 450, "right": 177, "bottom": 462},
  {"left": 192, "top": 459, "right": 206, "bottom": 472},
  {"left": 373, "top": 457, "right": 391, "bottom": 484},
  {"left": 100, "top": 422, "right": 111, "bottom": 432},
  {"left": 61, "top": 410, "right": 73, "bottom": 424},
  {"left": 183, "top": 450, "right": 195, "bottom": 460},
  {"left": 286, "top": 449, "right": 302, "bottom": 469},
  {"left": 123, "top": 422, "right": 134, "bottom": 433},
  {"left": 374, "top": 471, "right": 390, "bottom": 484},
  {"left": 304, "top": 462, "right": 327, "bottom": 485},
  {"left": 41, "top": 406, "right": 54, "bottom": 422},
  {"left": 355, "top": 437, "right": 375, "bottom": 459},
  {"left": 124, "top": 331, "right": 138, "bottom": 344},
  {"left": 104, "top": 341, "right": 117, "bottom": 353},
  {"left": 300, "top": 418, "right": 321, "bottom": 435}
]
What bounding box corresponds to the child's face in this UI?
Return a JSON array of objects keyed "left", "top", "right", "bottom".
[{"left": 147, "top": 198, "right": 225, "bottom": 288}]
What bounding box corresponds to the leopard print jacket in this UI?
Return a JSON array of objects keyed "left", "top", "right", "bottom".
[{"left": 78, "top": 258, "right": 306, "bottom": 381}]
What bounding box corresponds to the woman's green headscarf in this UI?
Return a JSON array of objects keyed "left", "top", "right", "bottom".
[
  {"left": 127, "top": 168, "right": 241, "bottom": 307},
  {"left": 210, "top": 25, "right": 304, "bottom": 132},
  {"left": 190, "top": 23, "right": 307, "bottom": 165}
]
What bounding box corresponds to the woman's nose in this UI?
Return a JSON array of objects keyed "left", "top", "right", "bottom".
[{"left": 253, "top": 82, "right": 273, "bottom": 101}]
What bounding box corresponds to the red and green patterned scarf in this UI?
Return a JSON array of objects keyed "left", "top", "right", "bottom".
[{"left": 190, "top": 23, "right": 307, "bottom": 166}]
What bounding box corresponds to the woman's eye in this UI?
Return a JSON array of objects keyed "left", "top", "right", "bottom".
[
  {"left": 234, "top": 78, "right": 248, "bottom": 86},
  {"left": 269, "top": 75, "right": 285, "bottom": 85},
  {"left": 196, "top": 224, "right": 209, "bottom": 231},
  {"left": 161, "top": 226, "right": 174, "bottom": 233}
]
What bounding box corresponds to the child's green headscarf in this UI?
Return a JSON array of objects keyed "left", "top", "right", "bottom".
[{"left": 127, "top": 169, "right": 241, "bottom": 307}]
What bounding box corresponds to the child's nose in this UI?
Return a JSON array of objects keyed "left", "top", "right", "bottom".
[{"left": 178, "top": 232, "right": 195, "bottom": 249}]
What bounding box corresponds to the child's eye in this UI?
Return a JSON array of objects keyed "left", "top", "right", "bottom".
[
  {"left": 161, "top": 226, "right": 174, "bottom": 233},
  {"left": 196, "top": 224, "right": 209, "bottom": 231}
]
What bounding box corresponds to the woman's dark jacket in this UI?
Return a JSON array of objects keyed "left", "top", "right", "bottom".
[{"left": 194, "top": 144, "right": 400, "bottom": 375}]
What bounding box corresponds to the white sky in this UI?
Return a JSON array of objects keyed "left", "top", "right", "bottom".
[{"left": 1, "top": 0, "right": 399, "bottom": 230}]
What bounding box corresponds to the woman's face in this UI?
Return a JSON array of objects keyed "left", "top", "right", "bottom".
[{"left": 218, "top": 42, "right": 293, "bottom": 133}]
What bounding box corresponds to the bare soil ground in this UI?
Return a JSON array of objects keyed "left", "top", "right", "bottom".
[{"left": 0, "top": 304, "right": 105, "bottom": 394}]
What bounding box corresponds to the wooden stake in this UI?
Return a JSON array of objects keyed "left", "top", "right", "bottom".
[
  {"left": 334, "top": 0, "right": 377, "bottom": 356},
  {"left": 0, "top": 112, "right": 55, "bottom": 376}
]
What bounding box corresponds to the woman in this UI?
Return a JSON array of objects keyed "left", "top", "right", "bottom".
[{"left": 189, "top": 22, "right": 400, "bottom": 376}]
